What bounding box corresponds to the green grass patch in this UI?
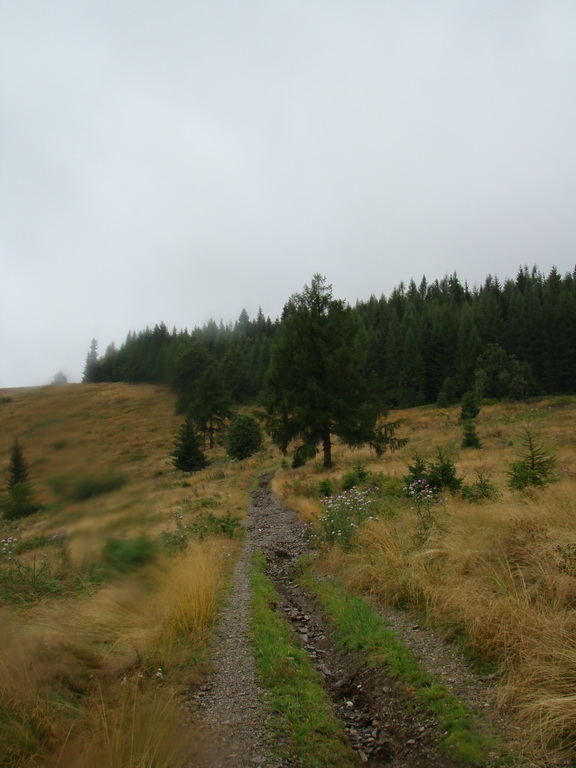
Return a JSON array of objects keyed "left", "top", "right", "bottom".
[
  {"left": 49, "top": 472, "right": 127, "bottom": 501},
  {"left": 302, "top": 569, "right": 504, "bottom": 765},
  {"left": 102, "top": 535, "right": 156, "bottom": 573},
  {"left": 250, "top": 551, "right": 360, "bottom": 767}
]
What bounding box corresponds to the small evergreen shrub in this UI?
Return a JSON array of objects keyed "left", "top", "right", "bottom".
[
  {"left": 427, "top": 447, "right": 463, "bottom": 493},
  {"left": 507, "top": 427, "right": 557, "bottom": 490},
  {"left": 2, "top": 481, "right": 41, "bottom": 520},
  {"left": 317, "top": 478, "right": 334, "bottom": 497},
  {"left": 462, "top": 421, "right": 482, "bottom": 449},
  {"left": 436, "top": 376, "right": 457, "bottom": 407},
  {"left": 226, "top": 414, "right": 264, "bottom": 460},
  {"left": 403, "top": 449, "right": 462, "bottom": 495},
  {"left": 3, "top": 440, "right": 41, "bottom": 519},
  {"left": 7, "top": 439, "right": 29, "bottom": 489},
  {"left": 461, "top": 470, "right": 501, "bottom": 502},
  {"left": 341, "top": 463, "right": 370, "bottom": 491},
  {"left": 460, "top": 390, "right": 480, "bottom": 421},
  {"left": 172, "top": 415, "right": 209, "bottom": 472}
]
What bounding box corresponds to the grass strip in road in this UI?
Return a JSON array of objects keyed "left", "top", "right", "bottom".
[
  {"left": 249, "top": 551, "right": 360, "bottom": 768},
  {"left": 302, "top": 569, "right": 506, "bottom": 766}
]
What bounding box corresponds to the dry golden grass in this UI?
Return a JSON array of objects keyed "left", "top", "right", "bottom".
[
  {"left": 64, "top": 680, "right": 203, "bottom": 768},
  {"left": 4, "top": 384, "right": 576, "bottom": 760},
  {"left": 272, "top": 397, "right": 576, "bottom": 757},
  {"left": 0, "top": 383, "right": 263, "bottom": 767}
]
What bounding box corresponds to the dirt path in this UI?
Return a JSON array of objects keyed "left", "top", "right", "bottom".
[
  {"left": 188, "top": 474, "right": 541, "bottom": 767},
  {"left": 189, "top": 474, "right": 307, "bottom": 768}
]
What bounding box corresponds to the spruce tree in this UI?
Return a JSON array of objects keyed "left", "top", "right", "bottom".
[
  {"left": 82, "top": 338, "right": 101, "bottom": 383},
  {"left": 5, "top": 440, "right": 39, "bottom": 519},
  {"left": 462, "top": 421, "right": 482, "bottom": 449},
  {"left": 188, "top": 365, "right": 233, "bottom": 448},
  {"left": 264, "top": 275, "right": 405, "bottom": 468},
  {"left": 8, "top": 439, "right": 29, "bottom": 490},
  {"left": 460, "top": 390, "right": 480, "bottom": 421},
  {"left": 507, "top": 427, "right": 557, "bottom": 490},
  {"left": 227, "top": 414, "right": 264, "bottom": 460},
  {"left": 171, "top": 416, "right": 209, "bottom": 472}
]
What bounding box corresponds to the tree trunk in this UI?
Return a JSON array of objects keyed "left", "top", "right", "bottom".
[{"left": 322, "top": 429, "right": 332, "bottom": 468}]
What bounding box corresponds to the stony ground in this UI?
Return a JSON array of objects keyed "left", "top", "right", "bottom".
[{"left": 187, "top": 474, "right": 566, "bottom": 767}]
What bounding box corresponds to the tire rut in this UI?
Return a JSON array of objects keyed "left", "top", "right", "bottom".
[
  {"left": 251, "top": 474, "right": 465, "bottom": 768},
  {"left": 190, "top": 473, "right": 480, "bottom": 766}
]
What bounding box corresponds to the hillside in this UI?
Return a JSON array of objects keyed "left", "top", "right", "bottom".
[{"left": 1, "top": 383, "right": 576, "bottom": 766}]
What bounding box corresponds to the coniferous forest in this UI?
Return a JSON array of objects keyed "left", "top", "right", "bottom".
[{"left": 83, "top": 265, "right": 576, "bottom": 409}]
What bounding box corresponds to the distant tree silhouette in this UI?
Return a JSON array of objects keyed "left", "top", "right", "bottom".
[{"left": 82, "top": 338, "right": 101, "bottom": 382}]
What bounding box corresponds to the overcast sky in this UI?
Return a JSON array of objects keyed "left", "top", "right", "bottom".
[{"left": 1, "top": 1, "right": 575, "bottom": 387}]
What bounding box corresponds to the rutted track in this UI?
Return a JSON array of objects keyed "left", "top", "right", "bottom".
[
  {"left": 250, "top": 474, "right": 464, "bottom": 768},
  {"left": 191, "top": 473, "right": 479, "bottom": 766}
]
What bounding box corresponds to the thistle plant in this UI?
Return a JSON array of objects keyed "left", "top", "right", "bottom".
[
  {"left": 315, "top": 487, "right": 377, "bottom": 549},
  {"left": 404, "top": 478, "right": 444, "bottom": 543},
  {"left": 0, "top": 533, "right": 69, "bottom": 600}
]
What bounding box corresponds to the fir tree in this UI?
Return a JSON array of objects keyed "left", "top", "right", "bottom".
[
  {"left": 227, "top": 414, "right": 264, "bottom": 460},
  {"left": 5, "top": 440, "right": 38, "bottom": 519},
  {"left": 264, "top": 275, "right": 405, "bottom": 468},
  {"left": 171, "top": 416, "right": 209, "bottom": 472},
  {"left": 462, "top": 421, "right": 482, "bottom": 449},
  {"left": 8, "top": 439, "right": 29, "bottom": 490},
  {"left": 82, "top": 338, "right": 101, "bottom": 383},
  {"left": 189, "top": 365, "right": 233, "bottom": 448},
  {"left": 460, "top": 390, "right": 480, "bottom": 421},
  {"left": 507, "top": 427, "right": 557, "bottom": 490}
]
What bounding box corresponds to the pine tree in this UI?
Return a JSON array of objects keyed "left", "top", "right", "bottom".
[
  {"left": 227, "top": 414, "right": 264, "bottom": 460},
  {"left": 507, "top": 427, "right": 557, "bottom": 490},
  {"left": 171, "top": 416, "right": 209, "bottom": 472},
  {"left": 189, "top": 365, "right": 233, "bottom": 448},
  {"left": 8, "top": 439, "right": 29, "bottom": 490},
  {"left": 82, "top": 338, "right": 101, "bottom": 383},
  {"left": 462, "top": 421, "right": 482, "bottom": 449},
  {"left": 264, "top": 275, "right": 404, "bottom": 468},
  {"left": 4, "top": 440, "right": 39, "bottom": 519},
  {"left": 460, "top": 390, "right": 480, "bottom": 421}
]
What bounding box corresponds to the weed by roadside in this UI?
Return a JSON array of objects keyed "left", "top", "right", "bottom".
[{"left": 160, "top": 507, "right": 243, "bottom": 552}]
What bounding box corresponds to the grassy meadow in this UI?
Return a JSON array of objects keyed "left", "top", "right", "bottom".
[
  {"left": 0, "top": 383, "right": 277, "bottom": 767},
  {"left": 1, "top": 383, "right": 576, "bottom": 764},
  {"left": 272, "top": 395, "right": 576, "bottom": 759}
]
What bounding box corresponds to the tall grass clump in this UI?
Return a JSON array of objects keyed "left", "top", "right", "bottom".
[
  {"left": 68, "top": 682, "right": 201, "bottom": 768},
  {"left": 152, "top": 539, "right": 236, "bottom": 671},
  {"left": 333, "top": 487, "right": 576, "bottom": 757},
  {"left": 280, "top": 398, "right": 576, "bottom": 759}
]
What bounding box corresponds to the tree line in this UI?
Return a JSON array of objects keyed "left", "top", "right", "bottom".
[{"left": 84, "top": 264, "right": 576, "bottom": 411}]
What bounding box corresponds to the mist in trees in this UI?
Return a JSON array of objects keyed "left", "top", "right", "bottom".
[{"left": 82, "top": 265, "right": 576, "bottom": 423}]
